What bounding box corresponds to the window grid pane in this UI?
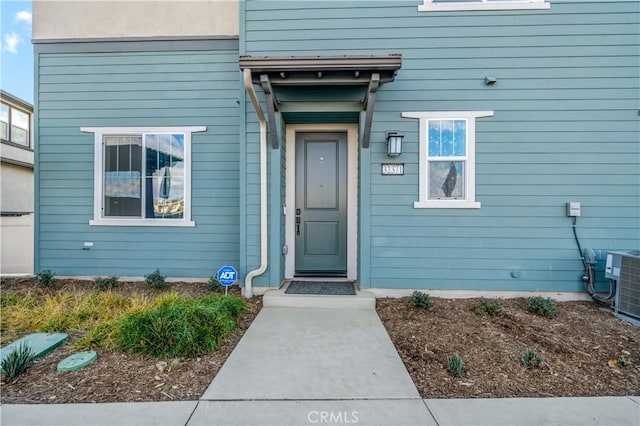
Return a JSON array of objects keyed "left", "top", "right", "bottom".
[
  {"left": 429, "top": 161, "right": 465, "bottom": 199},
  {"left": 144, "top": 133, "right": 185, "bottom": 219},
  {"left": 453, "top": 120, "right": 466, "bottom": 156},
  {"left": 103, "top": 135, "right": 142, "bottom": 217},
  {"left": 0, "top": 104, "right": 9, "bottom": 140},
  {"left": 10, "top": 108, "right": 29, "bottom": 145},
  {"left": 428, "top": 119, "right": 466, "bottom": 158}
]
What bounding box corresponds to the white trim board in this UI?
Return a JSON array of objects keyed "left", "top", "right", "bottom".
[
  {"left": 285, "top": 124, "right": 359, "bottom": 281},
  {"left": 419, "top": 0, "right": 550, "bottom": 12}
]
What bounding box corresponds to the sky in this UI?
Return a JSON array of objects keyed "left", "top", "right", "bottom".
[{"left": 1, "top": 0, "right": 33, "bottom": 103}]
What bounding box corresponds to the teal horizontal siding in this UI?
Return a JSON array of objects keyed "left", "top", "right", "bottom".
[
  {"left": 244, "top": 0, "right": 640, "bottom": 291},
  {"left": 36, "top": 49, "right": 241, "bottom": 277}
]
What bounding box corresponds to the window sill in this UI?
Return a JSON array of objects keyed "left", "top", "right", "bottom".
[
  {"left": 90, "top": 219, "right": 196, "bottom": 227},
  {"left": 414, "top": 200, "right": 481, "bottom": 209},
  {"left": 1, "top": 139, "right": 32, "bottom": 151},
  {"left": 419, "top": 2, "right": 550, "bottom": 12}
]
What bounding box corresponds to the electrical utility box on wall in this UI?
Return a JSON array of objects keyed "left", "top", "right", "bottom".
[
  {"left": 606, "top": 251, "right": 640, "bottom": 319},
  {"left": 566, "top": 202, "right": 581, "bottom": 217}
]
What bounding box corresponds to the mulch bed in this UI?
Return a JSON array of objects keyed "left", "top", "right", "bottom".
[
  {"left": 376, "top": 297, "right": 640, "bottom": 398},
  {"left": 0, "top": 278, "right": 261, "bottom": 404},
  {"left": 2, "top": 278, "right": 639, "bottom": 402}
]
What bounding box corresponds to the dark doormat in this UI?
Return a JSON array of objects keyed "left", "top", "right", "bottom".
[{"left": 285, "top": 281, "right": 356, "bottom": 295}]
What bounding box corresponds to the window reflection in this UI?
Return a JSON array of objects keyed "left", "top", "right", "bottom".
[
  {"left": 103, "top": 133, "right": 184, "bottom": 219},
  {"left": 145, "top": 134, "right": 185, "bottom": 219}
]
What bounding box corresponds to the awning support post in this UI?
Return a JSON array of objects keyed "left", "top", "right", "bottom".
[
  {"left": 260, "top": 74, "right": 280, "bottom": 149},
  {"left": 361, "top": 73, "right": 380, "bottom": 149}
]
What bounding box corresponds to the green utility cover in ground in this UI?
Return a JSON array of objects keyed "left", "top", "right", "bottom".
[
  {"left": 57, "top": 351, "right": 97, "bottom": 372},
  {"left": 0, "top": 333, "right": 68, "bottom": 363}
]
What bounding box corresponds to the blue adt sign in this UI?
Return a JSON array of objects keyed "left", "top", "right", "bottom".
[{"left": 216, "top": 266, "right": 238, "bottom": 287}]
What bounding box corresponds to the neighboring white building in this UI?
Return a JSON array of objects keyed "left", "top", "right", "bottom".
[{"left": 1, "top": 90, "right": 34, "bottom": 275}]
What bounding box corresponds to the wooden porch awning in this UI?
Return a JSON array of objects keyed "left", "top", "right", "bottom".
[{"left": 239, "top": 55, "right": 402, "bottom": 149}]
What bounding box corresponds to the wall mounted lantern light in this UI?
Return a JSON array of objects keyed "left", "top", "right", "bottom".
[{"left": 386, "top": 131, "right": 404, "bottom": 157}]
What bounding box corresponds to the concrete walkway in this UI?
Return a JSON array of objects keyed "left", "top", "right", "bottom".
[
  {"left": 200, "top": 307, "right": 418, "bottom": 400},
  {"left": 2, "top": 396, "right": 638, "bottom": 426},
  {"left": 1, "top": 305, "right": 639, "bottom": 426}
]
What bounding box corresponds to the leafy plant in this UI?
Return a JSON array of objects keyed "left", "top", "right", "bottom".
[
  {"left": 1, "top": 342, "right": 35, "bottom": 379},
  {"left": 145, "top": 269, "right": 168, "bottom": 289},
  {"left": 445, "top": 354, "right": 465, "bottom": 377},
  {"left": 526, "top": 296, "right": 557, "bottom": 318},
  {"left": 521, "top": 349, "right": 544, "bottom": 368},
  {"left": 116, "top": 293, "right": 248, "bottom": 358},
  {"left": 206, "top": 276, "right": 223, "bottom": 293},
  {"left": 618, "top": 356, "right": 630, "bottom": 368},
  {"left": 34, "top": 270, "right": 56, "bottom": 288},
  {"left": 410, "top": 291, "right": 434, "bottom": 310},
  {"left": 94, "top": 276, "right": 119, "bottom": 291},
  {"left": 476, "top": 298, "right": 503, "bottom": 316}
]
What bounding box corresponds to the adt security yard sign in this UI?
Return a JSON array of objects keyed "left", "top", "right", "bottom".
[{"left": 216, "top": 266, "right": 238, "bottom": 296}]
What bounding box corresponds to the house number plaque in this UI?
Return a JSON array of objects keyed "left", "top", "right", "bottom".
[{"left": 381, "top": 163, "right": 404, "bottom": 175}]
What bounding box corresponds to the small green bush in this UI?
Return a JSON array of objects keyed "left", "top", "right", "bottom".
[
  {"left": 410, "top": 291, "right": 434, "bottom": 310},
  {"left": 526, "top": 296, "right": 557, "bottom": 318},
  {"left": 445, "top": 354, "right": 465, "bottom": 377},
  {"left": 94, "top": 276, "right": 119, "bottom": 291},
  {"left": 115, "top": 293, "right": 248, "bottom": 358},
  {"left": 476, "top": 298, "right": 503, "bottom": 316},
  {"left": 1, "top": 342, "right": 35, "bottom": 379},
  {"left": 206, "top": 276, "right": 223, "bottom": 293},
  {"left": 618, "top": 356, "right": 630, "bottom": 368},
  {"left": 34, "top": 270, "right": 56, "bottom": 288},
  {"left": 145, "top": 269, "right": 167, "bottom": 289},
  {"left": 521, "top": 349, "right": 544, "bottom": 369}
]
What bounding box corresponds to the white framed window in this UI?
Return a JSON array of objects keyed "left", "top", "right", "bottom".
[
  {"left": 402, "top": 111, "right": 493, "bottom": 209},
  {"left": 1, "top": 102, "right": 31, "bottom": 147},
  {"left": 81, "top": 126, "right": 206, "bottom": 226},
  {"left": 419, "top": 0, "right": 550, "bottom": 12}
]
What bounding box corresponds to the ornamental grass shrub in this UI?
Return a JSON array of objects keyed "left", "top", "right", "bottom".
[
  {"left": 526, "top": 296, "right": 557, "bottom": 318},
  {"left": 521, "top": 348, "right": 544, "bottom": 369},
  {"left": 115, "top": 293, "right": 248, "bottom": 358},
  {"left": 476, "top": 298, "right": 504, "bottom": 316},
  {"left": 1, "top": 342, "right": 35, "bottom": 379},
  {"left": 34, "top": 270, "right": 56, "bottom": 288},
  {"left": 445, "top": 354, "right": 465, "bottom": 377},
  {"left": 94, "top": 276, "right": 119, "bottom": 291},
  {"left": 410, "top": 291, "right": 434, "bottom": 310},
  {"left": 145, "top": 269, "right": 168, "bottom": 289}
]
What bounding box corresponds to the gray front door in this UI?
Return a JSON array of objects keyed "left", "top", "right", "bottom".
[{"left": 295, "top": 132, "right": 348, "bottom": 276}]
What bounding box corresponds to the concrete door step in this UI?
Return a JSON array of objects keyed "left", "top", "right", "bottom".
[{"left": 263, "top": 288, "right": 375, "bottom": 310}]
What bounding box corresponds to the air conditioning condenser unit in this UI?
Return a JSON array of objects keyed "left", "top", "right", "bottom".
[{"left": 605, "top": 250, "right": 640, "bottom": 319}]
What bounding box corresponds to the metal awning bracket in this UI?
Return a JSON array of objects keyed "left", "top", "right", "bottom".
[
  {"left": 361, "top": 73, "right": 380, "bottom": 149},
  {"left": 260, "top": 74, "right": 280, "bottom": 149}
]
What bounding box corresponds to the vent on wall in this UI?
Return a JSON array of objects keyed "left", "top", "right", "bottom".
[{"left": 606, "top": 251, "right": 640, "bottom": 319}]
